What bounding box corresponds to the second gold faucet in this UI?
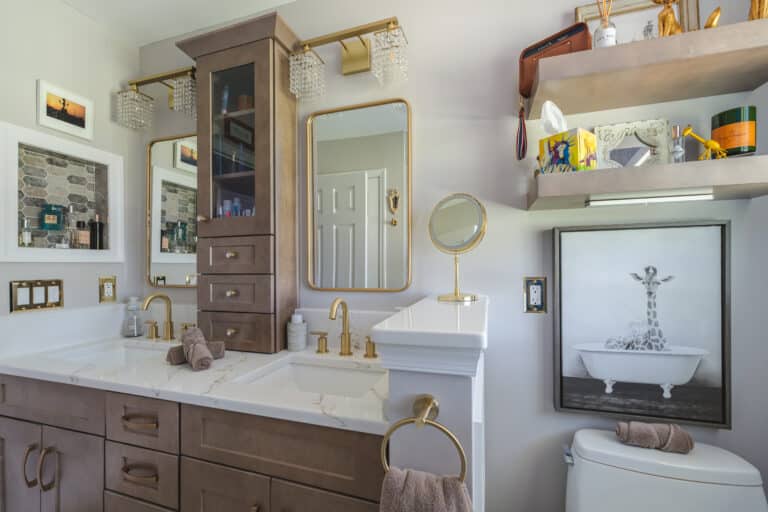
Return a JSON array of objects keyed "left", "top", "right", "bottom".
[{"left": 329, "top": 298, "right": 353, "bottom": 356}]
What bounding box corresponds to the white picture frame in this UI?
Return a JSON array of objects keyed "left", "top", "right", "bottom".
[
  {"left": 594, "top": 118, "right": 672, "bottom": 169},
  {"left": 36, "top": 80, "right": 94, "bottom": 141},
  {"left": 173, "top": 140, "right": 198, "bottom": 173},
  {"left": 0, "top": 121, "right": 124, "bottom": 263}
]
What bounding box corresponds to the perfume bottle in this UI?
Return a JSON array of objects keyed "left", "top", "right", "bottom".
[
  {"left": 89, "top": 214, "right": 105, "bottom": 250},
  {"left": 221, "top": 84, "right": 230, "bottom": 114},
  {"left": 20, "top": 218, "right": 33, "bottom": 247},
  {"left": 671, "top": 125, "right": 686, "bottom": 164},
  {"left": 76, "top": 221, "right": 90, "bottom": 249}
]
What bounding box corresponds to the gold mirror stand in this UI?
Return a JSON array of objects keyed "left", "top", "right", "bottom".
[{"left": 438, "top": 254, "right": 478, "bottom": 303}]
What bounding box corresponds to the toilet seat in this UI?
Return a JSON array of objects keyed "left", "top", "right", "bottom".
[{"left": 572, "top": 429, "right": 763, "bottom": 486}]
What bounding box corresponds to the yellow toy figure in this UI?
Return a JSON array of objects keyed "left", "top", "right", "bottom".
[
  {"left": 682, "top": 126, "right": 728, "bottom": 160},
  {"left": 750, "top": 0, "right": 768, "bottom": 19},
  {"left": 653, "top": 0, "right": 683, "bottom": 36}
]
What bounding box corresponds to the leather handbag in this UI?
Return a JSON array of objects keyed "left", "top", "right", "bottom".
[{"left": 516, "top": 23, "right": 592, "bottom": 160}]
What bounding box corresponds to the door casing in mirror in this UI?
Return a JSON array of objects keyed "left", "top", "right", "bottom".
[
  {"left": 146, "top": 133, "right": 198, "bottom": 289},
  {"left": 306, "top": 98, "right": 412, "bottom": 292}
]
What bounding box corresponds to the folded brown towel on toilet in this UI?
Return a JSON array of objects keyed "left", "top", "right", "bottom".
[
  {"left": 166, "top": 342, "right": 225, "bottom": 366},
  {"left": 616, "top": 421, "right": 695, "bottom": 454},
  {"left": 379, "top": 467, "right": 472, "bottom": 512}
]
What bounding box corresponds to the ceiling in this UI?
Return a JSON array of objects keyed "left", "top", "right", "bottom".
[{"left": 60, "top": 0, "right": 295, "bottom": 46}]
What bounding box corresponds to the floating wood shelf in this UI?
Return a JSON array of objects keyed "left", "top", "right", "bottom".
[
  {"left": 529, "top": 19, "right": 768, "bottom": 119},
  {"left": 527, "top": 155, "right": 768, "bottom": 210}
]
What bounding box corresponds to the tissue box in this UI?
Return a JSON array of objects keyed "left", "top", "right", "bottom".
[{"left": 538, "top": 128, "right": 597, "bottom": 174}]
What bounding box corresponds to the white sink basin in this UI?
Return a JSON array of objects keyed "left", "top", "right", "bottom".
[
  {"left": 46, "top": 339, "right": 169, "bottom": 370},
  {"left": 232, "top": 356, "right": 388, "bottom": 399}
]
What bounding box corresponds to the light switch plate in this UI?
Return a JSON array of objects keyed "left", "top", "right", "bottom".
[
  {"left": 99, "top": 276, "right": 117, "bottom": 303},
  {"left": 524, "top": 277, "right": 547, "bottom": 314},
  {"left": 10, "top": 280, "right": 64, "bottom": 313}
]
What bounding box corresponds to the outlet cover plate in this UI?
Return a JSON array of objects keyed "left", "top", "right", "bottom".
[
  {"left": 524, "top": 276, "right": 547, "bottom": 314},
  {"left": 99, "top": 276, "right": 117, "bottom": 303}
]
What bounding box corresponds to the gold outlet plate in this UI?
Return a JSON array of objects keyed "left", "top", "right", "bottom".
[
  {"left": 341, "top": 37, "right": 371, "bottom": 75},
  {"left": 99, "top": 276, "right": 117, "bottom": 303}
]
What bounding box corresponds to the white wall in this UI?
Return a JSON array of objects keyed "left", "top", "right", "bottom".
[{"left": 0, "top": 0, "right": 143, "bottom": 313}]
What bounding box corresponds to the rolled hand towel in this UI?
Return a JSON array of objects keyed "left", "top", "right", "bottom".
[
  {"left": 380, "top": 467, "right": 472, "bottom": 512},
  {"left": 182, "top": 328, "right": 213, "bottom": 371},
  {"left": 166, "top": 340, "right": 226, "bottom": 366},
  {"left": 616, "top": 421, "right": 694, "bottom": 454}
]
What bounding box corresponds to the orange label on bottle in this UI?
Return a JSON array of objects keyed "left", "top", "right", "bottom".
[
  {"left": 44, "top": 214, "right": 57, "bottom": 224},
  {"left": 712, "top": 121, "right": 756, "bottom": 150}
]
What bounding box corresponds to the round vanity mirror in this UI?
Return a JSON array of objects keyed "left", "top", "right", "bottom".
[{"left": 428, "top": 193, "right": 487, "bottom": 303}]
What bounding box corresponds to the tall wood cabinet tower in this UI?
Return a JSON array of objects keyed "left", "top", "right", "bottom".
[{"left": 178, "top": 13, "right": 298, "bottom": 353}]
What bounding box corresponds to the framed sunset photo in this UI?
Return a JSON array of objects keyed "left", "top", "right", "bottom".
[{"left": 37, "top": 80, "right": 94, "bottom": 140}]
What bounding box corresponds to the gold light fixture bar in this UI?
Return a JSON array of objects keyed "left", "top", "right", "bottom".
[
  {"left": 128, "top": 66, "right": 195, "bottom": 88},
  {"left": 298, "top": 17, "right": 400, "bottom": 75}
]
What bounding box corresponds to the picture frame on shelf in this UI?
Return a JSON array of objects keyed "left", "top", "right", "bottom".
[
  {"left": 594, "top": 119, "right": 672, "bottom": 169},
  {"left": 173, "top": 139, "right": 198, "bottom": 173},
  {"left": 554, "top": 222, "right": 731, "bottom": 428},
  {"left": 575, "top": 0, "right": 698, "bottom": 43},
  {"left": 36, "top": 80, "right": 94, "bottom": 140},
  {"left": 224, "top": 118, "right": 254, "bottom": 149}
]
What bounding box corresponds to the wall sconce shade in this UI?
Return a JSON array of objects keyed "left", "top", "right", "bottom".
[
  {"left": 372, "top": 24, "right": 408, "bottom": 86},
  {"left": 171, "top": 75, "right": 197, "bottom": 120},
  {"left": 289, "top": 47, "right": 326, "bottom": 101},
  {"left": 116, "top": 88, "right": 154, "bottom": 130}
]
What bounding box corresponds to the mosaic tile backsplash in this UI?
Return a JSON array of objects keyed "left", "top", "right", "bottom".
[
  {"left": 161, "top": 180, "right": 197, "bottom": 254},
  {"left": 18, "top": 143, "right": 109, "bottom": 248}
]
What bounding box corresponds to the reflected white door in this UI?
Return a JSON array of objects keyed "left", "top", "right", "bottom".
[{"left": 316, "top": 170, "right": 385, "bottom": 288}]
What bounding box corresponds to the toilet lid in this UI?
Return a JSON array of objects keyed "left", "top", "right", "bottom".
[{"left": 572, "top": 429, "right": 763, "bottom": 486}]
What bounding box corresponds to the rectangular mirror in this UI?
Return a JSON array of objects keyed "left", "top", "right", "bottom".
[
  {"left": 307, "top": 99, "right": 411, "bottom": 291},
  {"left": 147, "top": 134, "right": 198, "bottom": 288}
]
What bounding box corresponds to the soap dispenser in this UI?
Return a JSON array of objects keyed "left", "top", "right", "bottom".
[
  {"left": 122, "top": 297, "right": 145, "bottom": 338},
  {"left": 287, "top": 312, "right": 308, "bottom": 352}
]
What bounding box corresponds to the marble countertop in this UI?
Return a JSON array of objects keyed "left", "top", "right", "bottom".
[{"left": 0, "top": 338, "right": 389, "bottom": 435}]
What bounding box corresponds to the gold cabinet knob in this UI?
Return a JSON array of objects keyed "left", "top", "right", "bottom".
[
  {"left": 225, "top": 328, "right": 239, "bottom": 338},
  {"left": 224, "top": 250, "right": 238, "bottom": 259},
  {"left": 311, "top": 331, "right": 329, "bottom": 354},
  {"left": 196, "top": 215, "right": 209, "bottom": 223},
  {"left": 225, "top": 289, "right": 239, "bottom": 298},
  {"left": 181, "top": 323, "right": 196, "bottom": 332}
]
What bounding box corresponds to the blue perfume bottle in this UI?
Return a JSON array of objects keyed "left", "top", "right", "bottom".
[{"left": 40, "top": 204, "right": 65, "bottom": 230}]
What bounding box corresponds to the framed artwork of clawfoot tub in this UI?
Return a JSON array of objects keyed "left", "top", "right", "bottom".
[{"left": 553, "top": 222, "right": 731, "bottom": 428}]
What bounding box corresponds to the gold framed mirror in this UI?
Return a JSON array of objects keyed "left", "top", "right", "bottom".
[
  {"left": 428, "top": 193, "right": 487, "bottom": 303},
  {"left": 146, "top": 134, "right": 198, "bottom": 288},
  {"left": 306, "top": 99, "right": 412, "bottom": 292}
]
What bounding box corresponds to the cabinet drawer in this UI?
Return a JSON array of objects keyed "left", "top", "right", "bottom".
[
  {"left": 106, "top": 491, "right": 173, "bottom": 512},
  {"left": 180, "top": 457, "right": 270, "bottom": 512},
  {"left": 106, "top": 393, "right": 180, "bottom": 454},
  {"left": 198, "top": 312, "right": 276, "bottom": 353},
  {"left": 181, "top": 405, "right": 384, "bottom": 502},
  {"left": 198, "top": 236, "right": 274, "bottom": 274},
  {"left": 0, "top": 375, "right": 105, "bottom": 435},
  {"left": 198, "top": 275, "right": 274, "bottom": 313},
  {"left": 106, "top": 441, "right": 179, "bottom": 510},
  {"left": 272, "top": 479, "right": 378, "bottom": 512}
]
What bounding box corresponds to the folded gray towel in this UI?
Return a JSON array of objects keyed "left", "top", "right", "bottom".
[
  {"left": 167, "top": 341, "right": 225, "bottom": 366},
  {"left": 380, "top": 467, "right": 472, "bottom": 512},
  {"left": 616, "top": 421, "right": 695, "bottom": 454},
  {"left": 181, "top": 328, "right": 213, "bottom": 371}
]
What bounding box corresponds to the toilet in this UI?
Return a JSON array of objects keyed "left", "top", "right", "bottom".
[{"left": 565, "top": 429, "right": 768, "bottom": 512}]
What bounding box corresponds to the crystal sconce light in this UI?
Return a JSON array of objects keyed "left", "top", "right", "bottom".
[
  {"left": 289, "top": 17, "right": 408, "bottom": 102},
  {"left": 116, "top": 67, "right": 196, "bottom": 130}
]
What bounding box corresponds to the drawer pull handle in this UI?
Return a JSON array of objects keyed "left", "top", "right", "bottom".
[
  {"left": 251, "top": 506, "right": 260, "bottom": 512},
  {"left": 22, "top": 443, "right": 39, "bottom": 488},
  {"left": 225, "top": 289, "right": 239, "bottom": 298},
  {"left": 121, "top": 414, "right": 159, "bottom": 432},
  {"left": 225, "top": 250, "right": 239, "bottom": 259},
  {"left": 121, "top": 462, "right": 159, "bottom": 488},
  {"left": 225, "top": 328, "right": 239, "bottom": 338},
  {"left": 36, "top": 447, "right": 58, "bottom": 492}
]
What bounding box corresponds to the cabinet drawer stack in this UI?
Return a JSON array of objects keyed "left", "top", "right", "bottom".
[{"left": 178, "top": 13, "right": 298, "bottom": 354}]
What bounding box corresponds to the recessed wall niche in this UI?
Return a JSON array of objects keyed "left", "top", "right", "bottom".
[{"left": 18, "top": 143, "right": 109, "bottom": 250}]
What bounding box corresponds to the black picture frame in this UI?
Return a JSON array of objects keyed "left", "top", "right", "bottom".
[{"left": 553, "top": 221, "right": 731, "bottom": 429}]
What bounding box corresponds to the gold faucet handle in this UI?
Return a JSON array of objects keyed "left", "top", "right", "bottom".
[
  {"left": 145, "top": 321, "right": 159, "bottom": 340},
  {"left": 364, "top": 336, "right": 378, "bottom": 359},
  {"left": 181, "top": 323, "right": 196, "bottom": 333},
  {"left": 310, "top": 331, "right": 329, "bottom": 354}
]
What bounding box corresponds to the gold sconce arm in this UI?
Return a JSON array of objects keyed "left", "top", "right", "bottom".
[{"left": 298, "top": 18, "right": 399, "bottom": 50}]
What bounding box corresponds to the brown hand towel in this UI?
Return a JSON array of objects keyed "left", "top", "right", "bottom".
[
  {"left": 166, "top": 339, "right": 226, "bottom": 366},
  {"left": 380, "top": 467, "right": 472, "bottom": 512},
  {"left": 616, "top": 421, "right": 695, "bottom": 454},
  {"left": 182, "top": 328, "right": 213, "bottom": 371}
]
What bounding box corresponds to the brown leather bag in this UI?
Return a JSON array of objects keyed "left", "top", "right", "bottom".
[{"left": 519, "top": 23, "right": 592, "bottom": 99}]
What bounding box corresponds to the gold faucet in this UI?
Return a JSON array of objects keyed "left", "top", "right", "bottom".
[
  {"left": 329, "top": 298, "right": 353, "bottom": 356},
  {"left": 142, "top": 293, "right": 174, "bottom": 341}
]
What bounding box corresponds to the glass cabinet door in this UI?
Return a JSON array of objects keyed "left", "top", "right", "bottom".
[{"left": 211, "top": 63, "right": 256, "bottom": 219}]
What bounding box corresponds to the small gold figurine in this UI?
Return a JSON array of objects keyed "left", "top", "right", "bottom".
[
  {"left": 750, "top": 0, "right": 768, "bottom": 20},
  {"left": 704, "top": 7, "right": 722, "bottom": 28},
  {"left": 682, "top": 126, "right": 728, "bottom": 160},
  {"left": 653, "top": 0, "right": 683, "bottom": 36}
]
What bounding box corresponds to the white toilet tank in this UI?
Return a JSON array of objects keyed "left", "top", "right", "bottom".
[{"left": 565, "top": 429, "right": 768, "bottom": 512}]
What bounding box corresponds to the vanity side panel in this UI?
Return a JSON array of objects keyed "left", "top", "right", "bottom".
[
  {"left": 180, "top": 405, "right": 384, "bottom": 502},
  {"left": 0, "top": 375, "right": 105, "bottom": 435}
]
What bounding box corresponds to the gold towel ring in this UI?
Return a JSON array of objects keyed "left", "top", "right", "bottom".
[{"left": 380, "top": 417, "right": 468, "bottom": 482}]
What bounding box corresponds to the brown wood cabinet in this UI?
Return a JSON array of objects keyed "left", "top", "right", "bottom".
[
  {"left": 271, "top": 479, "right": 379, "bottom": 512},
  {"left": 105, "top": 491, "right": 173, "bottom": 512},
  {"left": 0, "top": 417, "right": 42, "bottom": 511},
  {"left": 180, "top": 457, "right": 270, "bottom": 512},
  {"left": 178, "top": 13, "right": 298, "bottom": 354}
]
